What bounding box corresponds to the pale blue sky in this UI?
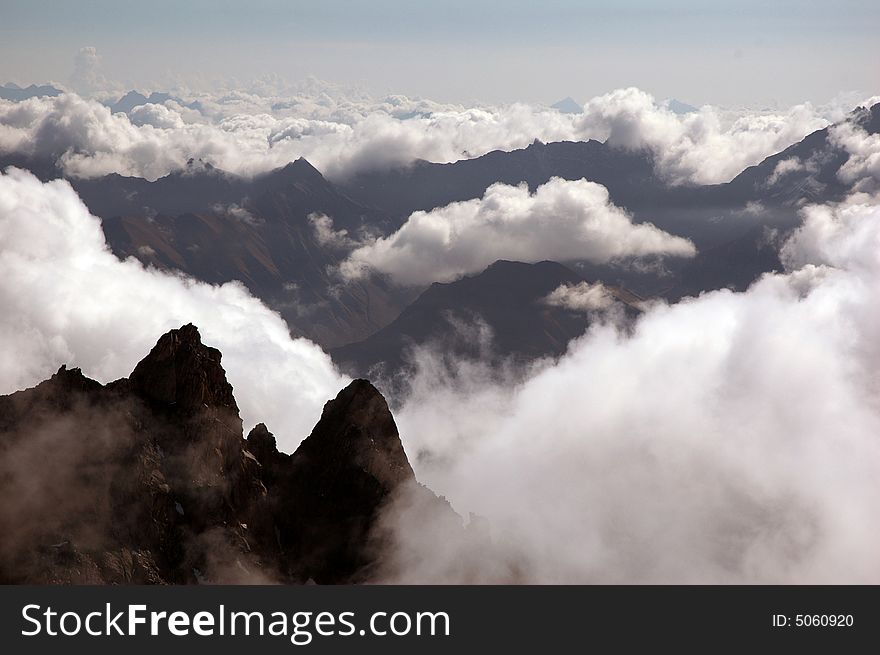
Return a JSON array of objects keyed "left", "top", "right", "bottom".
[{"left": 0, "top": 0, "right": 877, "bottom": 105}]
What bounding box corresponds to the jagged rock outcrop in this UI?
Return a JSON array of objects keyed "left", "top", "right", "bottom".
[
  {"left": 245, "top": 381, "right": 416, "bottom": 583},
  {"left": 0, "top": 324, "right": 439, "bottom": 584}
]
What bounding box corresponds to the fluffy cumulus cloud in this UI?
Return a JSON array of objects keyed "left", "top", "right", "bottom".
[
  {"left": 0, "top": 93, "right": 576, "bottom": 181},
  {"left": 0, "top": 85, "right": 854, "bottom": 183},
  {"left": 340, "top": 177, "right": 696, "bottom": 285},
  {"left": 375, "top": 191, "right": 880, "bottom": 583},
  {"left": 544, "top": 281, "right": 615, "bottom": 312},
  {"left": 0, "top": 168, "right": 348, "bottom": 449},
  {"left": 577, "top": 87, "right": 831, "bottom": 185}
]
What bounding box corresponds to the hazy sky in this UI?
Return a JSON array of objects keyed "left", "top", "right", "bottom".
[{"left": 0, "top": 0, "right": 877, "bottom": 105}]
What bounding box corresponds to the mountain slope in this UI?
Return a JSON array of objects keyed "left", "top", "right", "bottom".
[
  {"left": 77, "top": 159, "right": 411, "bottom": 349},
  {"left": 331, "top": 260, "right": 642, "bottom": 378},
  {"left": 339, "top": 138, "right": 664, "bottom": 223},
  {"left": 340, "top": 103, "right": 879, "bottom": 223},
  {"left": 721, "top": 102, "right": 880, "bottom": 205}
]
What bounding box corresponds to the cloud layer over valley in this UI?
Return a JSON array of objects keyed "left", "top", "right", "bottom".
[
  {"left": 340, "top": 177, "right": 696, "bottom": 285},
  {"left": 375, "top": 187, "right": 880, "bottom": 583},
  {"left": 0, "top": 85, "right": 854, "bottom": 184},
  {"left": 0, "top": 168, "right": 347, "bottom": 449}
]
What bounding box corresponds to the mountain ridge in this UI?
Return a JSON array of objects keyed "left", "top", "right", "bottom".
[
  {"left": 331, "top": 259, "right": 642, "bottom": 380},
  {"left": 0, "top": 324, "right": 449, "bottom": 584}
]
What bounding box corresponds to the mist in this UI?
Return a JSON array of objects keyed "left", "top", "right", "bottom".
[{"left": 376, "top": 192, "right": 880, "bottom": 583}]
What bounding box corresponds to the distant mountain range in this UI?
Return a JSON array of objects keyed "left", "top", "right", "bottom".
[
  {"left": 104, "top": 90, "right": 203, "bottom": 114},
  {"left": 0, "top": 84, "right": 205, "bottom": 114},
  {"left": 664, "top": 98, "right": 698, "bottom": 114},
  {"left": 2, "top": 101, "right": 877, "bottom": 374},
  {"left": 74, "top": 158, "right": 414, "bottom": 349},
  {"left": 332, "top": 260, "right": 642, "bottom": 380},
  {"left": 0, "top": 82, "right": 62, "bottom": 101}
]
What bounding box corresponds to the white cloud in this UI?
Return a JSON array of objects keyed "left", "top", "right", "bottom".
[
  {"left": 340, "top": 177, "right": 696, "bottom": 286},
  {"left": 831, "top": 122, "right": 880, "bottom": 194},
  {"left": 128, "top": 102, "right": 187, "bottom": 129},
  {"left": 0, "top": 86, "right": 853, "bottom": 184},
  {"left": 212, "top": 202, "right": 262, "bottom": 226},
  {"left": 577, "top": 88, "right": 830, "bottom": 185},
  {"left": 376, "top": 193, "right": 880, "bottom": 583},
  {"left": 544, "top": 281, "right": 615, "bottom": 312},
  {"left": 308, "top": 212, "right": 359, "bottom": 250},
  {"left": 0, "top": 167, "right": 348, "bottom": 450}
]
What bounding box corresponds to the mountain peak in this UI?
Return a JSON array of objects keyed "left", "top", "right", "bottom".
[
  {"left": 664, "top": 98, "right": 698, "bottom": 114},
  {"left": 128, "top": 324, "right": 238, "bottom": 413},
  {"left": 183, "top": 157, "right": 217, "bottom": 174},
  {"left": 297, "top": 378, "right": 414, "bottom": 491},
  {"left": 859, "top": 101, "right": 880, "bottom": 135},
  {"left": 260, "top": 158, "right": 327, "bottom": 189},
  {"left": 551, "top": 97, "right": 583, "bottom": 114},
  {"left": 246, "top": 422, "right": 278, "bottom": 461},
  {"left": 287, "top": 157, "right": 325, "bottom": 178},
  {"left": 0, "top": 327, "right": 432, "bottom": 584}
]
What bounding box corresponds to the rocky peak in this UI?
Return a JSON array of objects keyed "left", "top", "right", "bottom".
[
  {"left": 296, "top": 379, "right": 415, "bottom": 491},
  {"left": 0, "top": 328, "right": 434, "bottom": 585},
  {"left": 49, "top": 364, "right": 104, "bottom": 394},
  {"left": 246, "top": 422, "right": 278, "bottom": 462},
  {"left": 250, "top": 379, "right": 417, "bottom": 583},
  {"left": 128, "top": 324, "right": 238, "bottom": 413},
  {"left": 287, "top": 157, "right": 324, "bottom": 179}
]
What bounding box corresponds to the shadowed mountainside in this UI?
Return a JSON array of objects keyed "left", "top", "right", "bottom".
[
  {"left": 331, "top": 260, "right": 643, "bottom": 379},
  {"left": 0, "top": 324, "right": 451, "bottom": 584}
]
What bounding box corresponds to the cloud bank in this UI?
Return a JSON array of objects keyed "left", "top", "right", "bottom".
[
  {"left": 377, "top": 192, "right": 880, "bottom": 583},
  {"left": 0, "top": 86, "right": 849, "bottom": 183},
  {"left": 0, "top": 167, "right": 347, "bottom": 450},
  {"left": 340, "top": 177, "right": 696, "bottom": 285}
]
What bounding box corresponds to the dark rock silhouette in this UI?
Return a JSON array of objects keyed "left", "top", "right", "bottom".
[
  {"left": 129, "top": 323, "right": 238, "bottom": 412},
  {"left": 0, "top": 325, "right": 438, "bottom": 584},
  {"left": 246, "top": 381, "right": 416, "bottom": 582}
]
